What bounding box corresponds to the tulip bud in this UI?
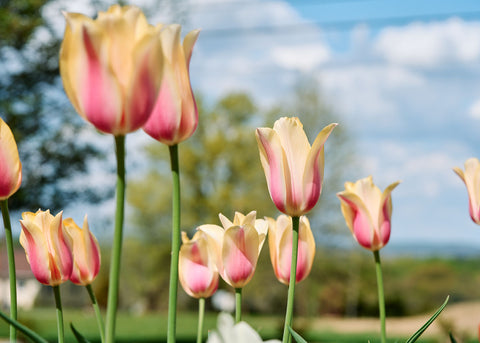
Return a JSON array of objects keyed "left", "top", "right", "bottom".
[
  {"left": 256, "top": 117, "right": 336, "bottom": 216},
  {"left": 337, "top": 176, "right": 400, "bottom": 251},
  {"left": 143, "top": 25, "right": 200, "bottom": 145},
  {"left": 266, "top": 215, "right": 315, "bottom": 285},
  {"left": 179, "top": 231, "right": 218, "bottom": 298},
  {"left": 454, "top": 158, "right": 480, "bottom": 225},
  {"left": 19, "top": 210, "right": 73, "bottom": 286},
  {"left": 60, "top": 5, "right": 163, "bottom": 135},
  {"left": 0, "top": 118, "right": 22, "bottom": 200},
  {"left": 198, "top": 211, "right": 267, "bottom": 288},
  {"left": 63, "top": 216, "right": 101, "bottom": 285}
]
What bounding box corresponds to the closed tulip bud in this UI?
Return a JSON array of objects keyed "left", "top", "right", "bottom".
[
  {"left": 337, "top": 176, "right": 400, "bottom": 251},
  {"left": 266, "top": 215, "right": 315, "bottom": 285},
  {"left": 0, "top": 118, "right": 22, "bottom": 200},
  {"left": 19, "top": 210, "right": 73, "bottom": 286},
  {"left": 60, "top": 5, "right": 164, "bottom": 135},
  {"left": 198, "top": 211, "right": 268, "bottom": 288},
  {"left": 63, "top": 216, "right": 101, "bottom": 285},
  {"left": 143, "top": 25, "right": 200, "bottom": 145},
  {"left": 454, "top": 158, "right": 480, "bottom": 225},
  {"left": 179, "top": 231, "right": 218, "bottom": 298},
  {"left": 256, "top": 117, "right": 336, "bottom": 216}
]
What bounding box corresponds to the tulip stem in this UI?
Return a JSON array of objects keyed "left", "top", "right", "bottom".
[
  {"left": 0, "top": 200, "right": 17, "bottom": 342},
  {"left": 373, "top": 250, "right": 387, "bottom": 343},
  {"left": 168, "top": 144, "right": 181, "bottom": 343},
  {"left": 53, "top": 286, "right": 65, "bottom": 343},
  {"left": 196, "top": 298, "right": 205, "bottom": 343},
  {"left": 282, "top": 216, "right": 299, "bottom": 343},
  {"left": 86, "top": 284, "right": 105, "bottom": 343},
  {"left": 235, "top": 288, "right": 242, "bottom": 323},
  {"left": 105, "top": 135, "right": 126, "bottom": 343}
]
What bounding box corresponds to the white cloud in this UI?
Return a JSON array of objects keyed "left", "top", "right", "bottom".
[
  {"left": 271, "top": 44, "right": 330, "bottom": 71},
  {"left": 468, "top": 99, "right": 480, "bottom": 119},
  {"left": 374, "top": 18, "right": 480, "bottom": 67}
]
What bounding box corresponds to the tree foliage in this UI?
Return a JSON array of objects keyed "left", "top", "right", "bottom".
[{"left": 0, "top": 0, "right": 105, "bottom": 212}]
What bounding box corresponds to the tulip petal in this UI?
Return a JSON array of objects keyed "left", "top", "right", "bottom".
[
  {"left": 454, "top": 158, "right": 480, "bottom": 224},
  {"left": 274, "top": 117, "right": 310, "bottom": 210},
  {"left": 256, "top": 127, "right": 288, "bottom": 213},
  {"left": 222, "top": 225, "right": 259, "bottom": 288},
  {"left": 0, "top": 119, "right": 22, "bottom": 200},
  {"left": 302, "top": 123, "right": 337, "bottom": 214}
]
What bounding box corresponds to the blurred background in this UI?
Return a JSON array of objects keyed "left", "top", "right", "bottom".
[{"left": 2, "top": 0, "right": 480, "bottom": 341}]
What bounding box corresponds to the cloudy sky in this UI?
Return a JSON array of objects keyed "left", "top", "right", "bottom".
[{"left": 46, "top": 0, "right": 480, "bottom": 250}]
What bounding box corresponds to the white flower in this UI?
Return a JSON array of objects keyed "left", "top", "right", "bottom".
[{"left": 207, "top": 313, "right": 281, "bottom": 343}]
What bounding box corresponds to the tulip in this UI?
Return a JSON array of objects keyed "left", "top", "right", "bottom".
[
  {"left": 256, "top": 117, "right": 336, "bottom": 217},
  {"left": 198, "top": 211, "right": 267, "bottom": 288},
  {"left": 179, "top": 231, "right": 218, "bottom": 298},
  {"left": 453, "top": 158, "right": 480, "bottom": 225},
  {"left": 337, "top": 176, "right": 400, "bottom": 251},
  {"left": 19, "top": 210, "right": 73, "bottom": 286},
  {"left": 0, "top": 118, "right": 22, "bottom": 200},
  {"left": 143, "top": 25, "right": 200, "bottom": 145},
  {"left": 60, "top": 5, "right": 164, "bottom": 135},
  {"left": 266, "top": 215, "right": 315, "bottom": 285},
  {"left": 63, "top": 216, "right": 101, "bottom": 286}
]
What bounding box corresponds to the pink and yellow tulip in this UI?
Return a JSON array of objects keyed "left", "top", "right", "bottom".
[
  {"left": 454, "top": 158, "right": 480, "bottom": 225},
  {"left": 143, "top": 25, "right": 200, "bottom": 145},
  {"left": 266, "top": 215, "right": 315, "bottom": 285},
  {"left": 256, "top": 117, "right": 336, "bottom": 217},
  {"left": 179, "top": 231, "right": 218, "bottom": 298},
  {"left": 198, "top": 211, "right": 268, "bottom": 288},
  {"left": 0, "top": 118, "right": 22, "bottom": 200},
  {"left": 60, "top": 5, "right": 163, "bottom": 135},
  {"left": 337, "top": 176, "right": 400, "bottom": 251},
  {"left": 63, "top": 216, "right": 101, "bottom": 286},
  {"left": 19, "top": 210, "right": 73, "bottom": 286}
]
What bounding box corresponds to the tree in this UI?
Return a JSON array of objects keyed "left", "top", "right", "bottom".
[{"left": 0, "top": 0, "right": 105, "bottom": 213}]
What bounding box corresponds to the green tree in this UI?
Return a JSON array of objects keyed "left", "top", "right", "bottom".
[{"left": 0, "top": 0, "right": 105, "bottom": 212}]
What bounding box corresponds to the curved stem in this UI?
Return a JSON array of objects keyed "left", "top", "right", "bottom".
[
  {"left": 105, "top": 135, "right": 126, "bottom": 343},
  {"left": 196, "top": 298, "right": 205, "bottom": 343},
  {"left": 86, "top": 284, "right": 105, "bottom": 343},
  {"left": 282, "top": 216, "right": 299, "bottom": 343},
  {"left": 53, "top": 286, "right": 64, "bottom": 343},
  {"left": 235, "top": 288, "right": 242, "bottom": 323},
  {"left": 373, "top": 250, "right": 386, "bottom": 343},
  {"left": 1, "top": 200, "right": 17, "bottom": 342},
  {"left": 167, "top": 144, "right": 181, "bottom": 343}
]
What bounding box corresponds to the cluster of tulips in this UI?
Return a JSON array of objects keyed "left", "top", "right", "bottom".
[{"left": 1, "top": 4, "right": 478, "bottom": 343}]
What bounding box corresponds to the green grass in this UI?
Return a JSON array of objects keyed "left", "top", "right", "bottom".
[{"left": 0, "top": 308, "right": 456, "bottom": 343}]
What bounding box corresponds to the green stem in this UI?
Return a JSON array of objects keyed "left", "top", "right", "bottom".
[
  {"left": 196, "top": 298, "right": 205, "bottom": 343},
  {"left": 53, "top": 286, "right": 64, "bottom": 343},
  {"left": 373, "top": 250, "right": 387, "bottom": 343},
  {"left": 1, "top": 200, "right": 17, "bottom": 342},
  {"left": 282, "top": 216, "right": 299, "bottom": 343},
  {"left": 105, "top": 135, "right": 126, "bottom": 343},
  {"left": 167, "top": 144, "right": 181, "bottom": 343},
  {"left": 86, "top": 284, "right": 105, "bottom": 343},
  {"left": 235, "top": 288, "right": 242, "bottom": 323}
]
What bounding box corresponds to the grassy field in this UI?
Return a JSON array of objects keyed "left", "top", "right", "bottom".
[{"left": 1, "top": 303, "right": 478, "bottom": 343}]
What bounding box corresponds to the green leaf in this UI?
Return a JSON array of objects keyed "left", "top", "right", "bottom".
[
  {"left": 288, "top": 326, "right": 308, "bottom": 343},
  {"left": 449, "top": 332, "right": 458, "bottom": 343},
  {"left": 70, "top": 323, "right": 93, "bottom": 343},
  {"left": 0, "top": 310, "right": 49, "bottom": 343},
  {"left": 406, "top": 295, "right": 449, "bottom": 343}
]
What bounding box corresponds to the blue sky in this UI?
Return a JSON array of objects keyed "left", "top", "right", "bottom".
[{"left": 44, "top": 0, "right": 480, "bottom": 249}]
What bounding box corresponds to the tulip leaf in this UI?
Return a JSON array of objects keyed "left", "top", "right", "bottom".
[
  {"left": 449, "top": 332, "right": 458, "bottom": 343},
  {"left": 0, "top": 310, "right": 49, "bottom": 343},
  {"left": 405, "top": 295, "right": 449, "bottom": 343},
  {"left": 70, "top": 323, "right": 93, "bottom": 343},
  {"left": 288, "top": 326, "right": 308, "bottom": 343}
]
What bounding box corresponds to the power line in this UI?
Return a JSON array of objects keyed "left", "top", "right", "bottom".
[{"left": 197, "top": 10, "right": 480, "bottom": 39}]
